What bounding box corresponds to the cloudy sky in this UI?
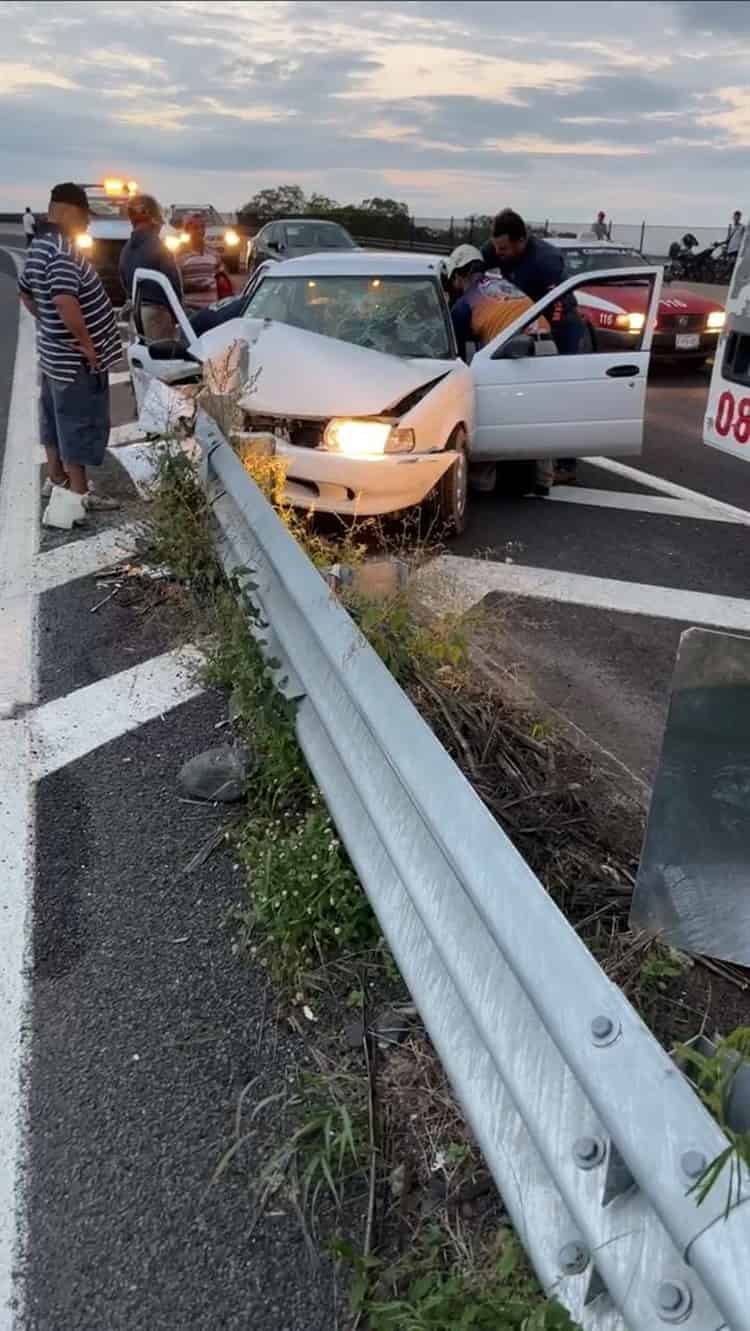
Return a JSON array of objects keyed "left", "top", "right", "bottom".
[{"left": 1, "top": 0, "right": 749, "bottom": 224}]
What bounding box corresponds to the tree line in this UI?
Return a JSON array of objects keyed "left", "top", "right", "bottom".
[{"left": 237, "top": 184, "right": 493, "bottom": 246}]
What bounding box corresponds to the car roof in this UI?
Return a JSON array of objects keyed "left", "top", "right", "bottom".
[
  {"left": 272, "top": 216, "right": 350, "bottom": 226},
  {"left": 260, "top": 250, "right": 445, "bottom": 276}
]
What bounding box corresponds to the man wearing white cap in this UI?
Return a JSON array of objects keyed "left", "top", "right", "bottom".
[
  {"left": 443, "top": 246, "right": 553, "bottom": 495},
  {"left": 443, "top": 244, "right": 536, "bottom": 360}
]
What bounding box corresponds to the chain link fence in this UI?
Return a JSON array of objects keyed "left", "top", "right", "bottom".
[{"left": 415, "top": 216, "right": 733, "bottom": 259}]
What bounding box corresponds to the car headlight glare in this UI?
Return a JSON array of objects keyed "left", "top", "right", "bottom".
[
  {"left": 164, "top": 235, "right": 181, "bottom": 252},
  {"left": 75, "top": 232, "right": 93, "bottom": 250},
  {"left": 225, "top": 229, "right": 240, "bottom": 247},
  {"left": 615, "top": 311, "right": 645, "bottom": 332},
  {"left": 324, "top": 419, "right": 415, "bottom": 457},
  {"left": 706, "top": 310, "right": 725, "bottom": 331}
]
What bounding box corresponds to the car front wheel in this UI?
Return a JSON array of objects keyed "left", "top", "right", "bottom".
[{"left": 437, "top": 426, "right": 468, "bottom": 536}]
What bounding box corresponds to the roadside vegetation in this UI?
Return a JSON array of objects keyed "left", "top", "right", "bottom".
[{"left": 145, "top": 434, "right": 749, "bottom": 1326}]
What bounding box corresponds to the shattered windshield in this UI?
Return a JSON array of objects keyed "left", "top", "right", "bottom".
[{"left": 243, "top": 274, "right": 453, "bottom": 359}]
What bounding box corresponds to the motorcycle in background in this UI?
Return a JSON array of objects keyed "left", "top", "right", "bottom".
[{"left": 666, "top": 234, "right": 734, "bottom": 284}]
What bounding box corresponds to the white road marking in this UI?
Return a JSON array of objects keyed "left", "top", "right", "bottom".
[
  {"left": 0, "top": 722, "right": 32, "bottom": 1331},
  {"left": 29, "top": 645, "right": 205, "bottom": 779},
  {"left": 0, "top": 300, "right": 38, "bottom": 716},
  {"left": 414, "top": 555, "right": 750, "bottom": 633},
  {"left": 587, "top": 456, "right": 750, "bottom": 525},
  {"left": 548, "top": 485, "right": 744, "bottom": 524},
  {"left": 30, "top": 523, "right": 142, "bottom": 595},
  {"left": 0, "top": 292, "right": 37, "bottom": 1331},
  {"left": 109, "top": 370, "right": 131, "bottom": 387}
]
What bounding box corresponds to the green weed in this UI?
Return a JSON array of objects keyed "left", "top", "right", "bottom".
[
  {"left": 236, "top": 805, "right": 381, "bottom": 975},
  {"left": 638, "top": 944, "right": 690, "bottom": 995},
  {"left": 147, "top": 443, "right": 222, "bottom": 598},
  {"left": 248, "top": 1067, "right": 371, "bottom": 1240},
  {"left": 336, "top": 1228, "right": 576, "bottom": 1331},
  {"left": 678, "top": 1028, "right": 750, "bottom": 1213}
]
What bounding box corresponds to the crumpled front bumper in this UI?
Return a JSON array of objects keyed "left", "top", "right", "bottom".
[{"left": 275, "top": 441, "right": 456, "bottom": 516}]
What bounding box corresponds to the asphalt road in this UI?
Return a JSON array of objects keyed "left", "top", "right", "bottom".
[
  {"left": 451, "top": 360, "right": 750, "bottom": 782},
  {"left": 0, "top": 252, "right": 335, "bottom": 1330},
  {"left": 2, "top": 238, "right": 749, "bottom": 1326}
]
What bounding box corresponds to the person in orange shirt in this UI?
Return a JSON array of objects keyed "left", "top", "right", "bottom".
[
  {"left": 444, "top": 245, "right": 553, "bottom": 495},
  {"left": 444, "top": 244, "right": 542, "bottom": 359}
]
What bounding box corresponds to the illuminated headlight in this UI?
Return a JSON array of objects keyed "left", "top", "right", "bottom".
[
  {"left": 706, "top": 310, "right": 725, "bottom": 331},
  {"left": 180, "top": 230, "right": 190, "bottom": 243},
  {"left": 324, "top": 419, "right": 415, "bottom": 457},
  {"left": 224, "top": 229, "right": 240, "bottom": 247},
  {"left": 75, "top": 232, "right": 93, "bottom": 250},
  {"left": 164, "top": 235, "right": 181, "bottom": 252},
  {"left": 615, "top": 312, "right": 645, "bottom": 333}
]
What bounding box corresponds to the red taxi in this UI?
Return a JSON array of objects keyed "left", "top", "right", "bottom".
[{"left": 549, "top": 239, "right": 725, "bottom": 367}]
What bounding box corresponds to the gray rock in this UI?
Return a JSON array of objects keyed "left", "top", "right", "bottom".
[{"left": 178, "top": 744, "right": 250, "bottom": 803}]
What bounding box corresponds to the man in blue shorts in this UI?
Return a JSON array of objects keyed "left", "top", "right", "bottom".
[{"left": 18, "top": 181, "right": 122, "bottom": 526}]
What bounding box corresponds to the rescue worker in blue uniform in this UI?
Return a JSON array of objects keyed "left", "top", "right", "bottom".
[{"left": 482, "top": 209, "right": 585, "bottom": 482}]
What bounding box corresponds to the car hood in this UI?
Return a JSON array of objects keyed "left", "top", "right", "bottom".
[
  {"left": 581, "top": 281, "right": 724, "bottom": 315},
  {"left": 196, "top": 317, "right": 456, "bottom": 417}
]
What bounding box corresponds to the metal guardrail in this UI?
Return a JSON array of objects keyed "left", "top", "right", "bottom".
[{"left": 195, "top": 409, "right": 750, "bottom": 1331}]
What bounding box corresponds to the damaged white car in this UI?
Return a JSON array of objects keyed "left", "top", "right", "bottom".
[{"left": 127, "top": 252, "right": 661, "bottom": 533}]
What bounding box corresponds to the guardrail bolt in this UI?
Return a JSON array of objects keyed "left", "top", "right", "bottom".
[
  {"left": 573, "top": 1136, "right": 605, "bottom": 1169},
  {"left": 656, "top": 1280, "right": 692, "bottom": 1322},
  {"left": 680, "top": 1150, "right": 707, "bottom": 1181},
  {"left": 558, "top": 1241, "right": 589, "bottom": 1275},
  {"left": 591, "top": 1015, "right": 614, "bottom": 1043}
]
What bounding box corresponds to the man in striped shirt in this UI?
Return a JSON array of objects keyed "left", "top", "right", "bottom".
[
  {"left": 18, "top": 181, "right": 122, "bottom": 521},
  {"left": 178, "top": 214, "right": 224, "bottom": 311}
]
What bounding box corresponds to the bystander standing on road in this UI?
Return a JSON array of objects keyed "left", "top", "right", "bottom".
[
  {"left": 727, "top": 209, "right": 745, "bottom": 259},
  {"left": 482, "top": 209, "right": 585, "bottom": 483},
  {"left": 23, "top": 206, "right": 36, "bottom": 246},
  {"left": 178, "top": 214, "right": 224, "bottom": 311},
  {"left": 18, "top": 181, "right": 122, "bottom": 528},
  {"left": 119, "top": 194, "right": 182, "bottom": 340},
  {"left": 591, "top": 210, "right": 609, "bottom": 240}
]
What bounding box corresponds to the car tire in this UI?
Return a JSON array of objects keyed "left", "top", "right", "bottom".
[{"left": 436, "top": 426, "right": 468, "bottom": 536}]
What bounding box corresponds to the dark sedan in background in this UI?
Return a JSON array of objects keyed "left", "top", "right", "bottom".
[{"left": 245, "top": 217, "right": 357, "bottom": 274}]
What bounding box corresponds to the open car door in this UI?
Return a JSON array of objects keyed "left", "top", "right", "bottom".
[
  {"left": 127, "top": 267, "right": 203, "bottom": 389},
  {"left": 469, "top": 266, "right": 662, "bottom": 460}
]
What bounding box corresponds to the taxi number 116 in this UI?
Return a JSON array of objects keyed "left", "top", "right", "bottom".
[{"left": 715, "top": 390, "right": 750, "bottom": 445}]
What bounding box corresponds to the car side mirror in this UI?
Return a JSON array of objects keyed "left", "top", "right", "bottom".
[
  {"left": 494, "top": 333, "right": 535, "bottom": 360},
  {"left": 267, "top": 240, "right": 279, "bottom": 252}
]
